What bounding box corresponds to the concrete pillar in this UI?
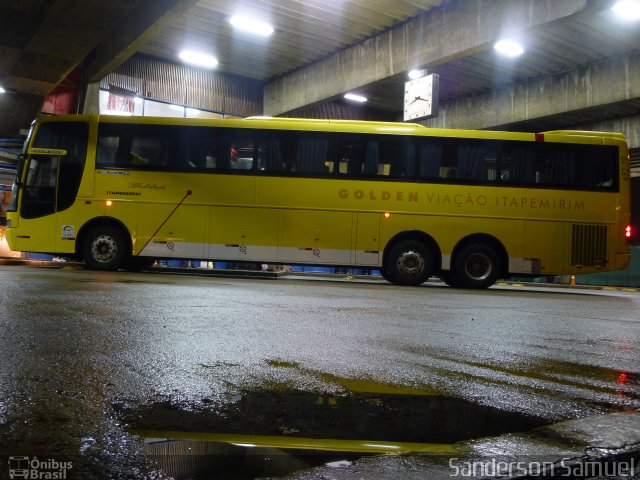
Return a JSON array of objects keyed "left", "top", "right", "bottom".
[{"left": 82, "top": 83, "right": 101, "bottom": 115}]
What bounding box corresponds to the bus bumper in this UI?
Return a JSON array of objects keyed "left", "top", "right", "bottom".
[{"left": 3, "top": 225, "right": 17, "bottom": 252}]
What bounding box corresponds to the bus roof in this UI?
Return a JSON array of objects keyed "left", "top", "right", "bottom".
[{"left": 37, "top": 114, "right": 627, "bottom": 144}]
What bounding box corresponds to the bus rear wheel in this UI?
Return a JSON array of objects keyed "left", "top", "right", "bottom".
[
  {"left": 452, "top": 243, "right": 501, "bottom": 289},
  {"left": 385, "top": 240, "right": 433, "bottom": 286},
  {"left": 82, "top": 225, "right": 128, "bottom": 271}
]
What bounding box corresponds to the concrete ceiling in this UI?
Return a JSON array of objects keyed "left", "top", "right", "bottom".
[
  {"left": 0, "top": 0, "right": 142, "bottom": 95},
  {"left": 1, "top": 0, "right": 639, "bottom": 129}
]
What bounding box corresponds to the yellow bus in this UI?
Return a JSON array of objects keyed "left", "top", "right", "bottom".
[{"left": 4, "top": 114, "right": 632, "bottom": 288}]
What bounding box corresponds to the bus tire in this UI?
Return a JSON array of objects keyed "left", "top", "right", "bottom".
[
  {"left": 385, "top": 240, "right": 433, "bottom": 286},
  {"left": 380, "top": 265, "right": 391, "bottom": 282},
  {"left": 452, "top": 243, "right": 501, "bottom": 289},
  {"left": 82, "top": 225, "right": 128, "bottom": 271}
]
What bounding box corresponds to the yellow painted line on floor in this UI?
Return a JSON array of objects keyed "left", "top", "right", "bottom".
[{"left": 132, "top": 430, "right": 464, "bottom": 454}]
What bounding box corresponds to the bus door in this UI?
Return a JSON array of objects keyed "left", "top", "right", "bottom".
[
  {"left": 18, "top": 150, "right": 60, "bottom": 252},
  {"left": 18, "top": 122, "right": 88, "bottom": 254}
]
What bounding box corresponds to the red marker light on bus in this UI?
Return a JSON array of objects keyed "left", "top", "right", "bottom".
[
  {"left": 626, "top": 225, "right": 632, "bottom": 238},
  {"left": 384, "top": 212, "right": 391, "bottom": 219},
  {"left": 106, "top": 200, "right": 113, "bottom": 207}
]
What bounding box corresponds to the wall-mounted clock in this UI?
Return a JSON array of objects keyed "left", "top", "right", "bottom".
[{"left": 403, "top": 73, "right": 439, "bottom": 121}]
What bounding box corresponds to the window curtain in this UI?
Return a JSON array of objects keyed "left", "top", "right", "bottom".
[
  {"left": 457, "top": 145, "right": 486, "bottom": 180},
  {"left": 419, "top": 144, "right": 442, "bottom": 178},
  {"left": 267, "top": 138, "right": 284, "bottom": 171},
  {"left": 547, "top": 150, "right": 576, "bottom": 184},
  {"left": 362, "top": 141, "right": 379, "bottom": 175},
  {"left": 508, "top": 148, "right": 536, "bottom": 183},
  {"left": 391, "top": 142, "right": 416, "bottom": 177},
  {"left": 296, "top": 138, "right": 329, "bottom": 173}
]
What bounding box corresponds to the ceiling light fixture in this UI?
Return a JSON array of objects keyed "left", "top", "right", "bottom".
[
  {"left": 408, "top": 69, "right": 426, "bottom": 80},
  {"left": 493, "top": 39, "right": 524, "bottom": 57},
  {"left": 0, "top": 86, "right": 6, "bottom": 93},
  {"left": 178, "top": 50, "right": 218, "bottom": 69},
  {"left": 612, "top": 0, "right": 640, "bottom": 19},
  {"left": 344, "top": 93, "right": 367, "bottom": 103},
  {"left": 229, "top": 15, "right": 274, "bottom": 36}
]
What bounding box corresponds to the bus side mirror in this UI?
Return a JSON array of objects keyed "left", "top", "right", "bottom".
[{"left": 14, "top": 153, "right": 25, "bottom": 186}]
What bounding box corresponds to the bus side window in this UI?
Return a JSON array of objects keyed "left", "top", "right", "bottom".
[
  {"left": 184, "top": 129, "right": 218, "bottom": 169},
  {"left": 130, "top": 135, "right": 176, "bottom": 168},
  {"left": 579, "top": 147, "right": 615, "bottom": 188},
  {"left": 97, "top": 136, "right": 120, "bottom": 167},
  {"left": 229, "top": 134, "right": 255, "bottom": 170},
  {"left": 337, "top": 135, "right": 365, "bottom": 176}
]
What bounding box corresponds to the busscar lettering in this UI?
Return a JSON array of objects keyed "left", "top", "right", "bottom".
[
  {"left": 128, "top": 182, "right": 166, "bottom": 190},
  {"left": 338, "top": 189, "right": 586, "bottom": 210},
  {"left": 106, "top": 191, "right": 141, "bottom": 196}
]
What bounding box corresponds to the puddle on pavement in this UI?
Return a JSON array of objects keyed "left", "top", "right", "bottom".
[{"left": 118, "top": 389, "right": 547, "bottom": 479}]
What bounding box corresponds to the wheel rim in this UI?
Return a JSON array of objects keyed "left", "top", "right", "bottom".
[
  {"left": 396, "top": 250, "right": 425, "bottom": 278},
  {"left": 464, "top": 252, "right": 492, "bottom": 281},
  {"left": 90, "top": 234, "right": 118, "bottom": 263}
]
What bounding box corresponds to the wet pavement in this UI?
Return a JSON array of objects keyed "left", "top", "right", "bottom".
[{"left": 0, "top": 265, "right": 639, "bottom": 478}]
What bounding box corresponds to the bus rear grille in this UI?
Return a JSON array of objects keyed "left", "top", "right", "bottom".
[{"left": 571, "top": 224, "right": 608, "bottom": 267}]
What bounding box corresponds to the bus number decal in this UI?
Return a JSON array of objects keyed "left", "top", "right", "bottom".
[
  {"left": 61, "top": 225, "right": 75, "bottom": 240},
  {"left": 29, "top": 148, "right": 68, "bottom": 156}
]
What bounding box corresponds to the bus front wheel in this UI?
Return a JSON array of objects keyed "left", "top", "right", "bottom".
[
  {"left": 385, "top": 240, "right": 433, "bottom": 286},
  {"left": 452, "top": 243, "right": 501, "bottom": 289},
  {"left": 82, "top": 225, "right": 128, "bottom": 271}
]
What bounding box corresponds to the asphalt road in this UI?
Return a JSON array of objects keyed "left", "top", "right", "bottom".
[{"left": 0, "top": 265, "right": 638, "bottom": 478}]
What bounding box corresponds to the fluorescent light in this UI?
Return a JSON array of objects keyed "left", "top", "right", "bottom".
[
  {"left": 0, "top": 86, "right": 6, "bottom": 93},
  {"left": 408, "top": 69, "right": 425, "bottom": 80},
  {"left": 229, "top": 15, "right": 274, "bottom": 36},
  {"left": 179, "top": 50, "right": 218, "bottom": 69},
  {"left": 344, "top": 93, "right": 367, "bottom": 103},
  {"left": 613, "top": 0, "right": 640, "bottom": 19},
  {"left": 493, "top": 39, "right": 524, "bottom": 57},
  {"left": 102, "top": 110, "right": 134, "bottom": 116}
]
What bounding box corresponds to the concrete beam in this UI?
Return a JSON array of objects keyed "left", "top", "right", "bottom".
[
  {"left": 264, "top": 0, "right": 590, "bottom": 116},
  {"left": 85, "top": 0, "right": 199, "bottom": 83},
  {"left": 577, "top": 115, "right": 640, "bottom": 150},
  {"left": 0, "top": 92, "right": 43, "bottom": 137},
  {"left": 422, "top": 53, "right": 640, "bottom": 138}
]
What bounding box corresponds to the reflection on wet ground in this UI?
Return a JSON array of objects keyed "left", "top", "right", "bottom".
[{"left": 121, "top": 389, "right": 547, "bottom": 479}]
